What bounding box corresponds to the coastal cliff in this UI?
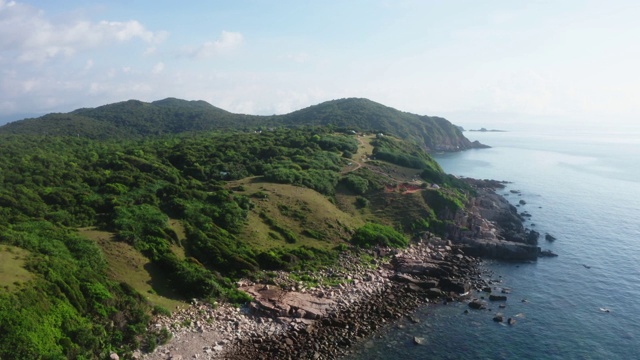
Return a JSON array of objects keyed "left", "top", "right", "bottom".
[{"left": 448, "top": 179, "right": 544, "bottom": 261}]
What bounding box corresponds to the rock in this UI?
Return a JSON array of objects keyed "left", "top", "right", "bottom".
[
  {"left": 426, "top": 288, "right": 443, "bottom": 299},
  {"left": 493, "top": 314, "right": 504, "bottom": 322},
  {"left": 413, "top": 336, "right": 426, "bottom": 345},
  {"left": 545, "top": 233, "right": 557, "bottom": 241},
  {"left": 489, "top": 294, "right": 507, "bottom": 301},
  {"left": 508, "top": 317, "right": 517, "bottom": 325},
  {"left": 393, "top": 257, "right": 445, "bottom": 276},
  {"left": 519, "top": 200, "right": 526, "bottom": 205},
  {"left": 526, "top": 230, "right": 540, "bottom": 243},
  {"left": 468, "top": 300, "right": 487, "bottom": 310},
  {"left": 539, "top": 249, "right": 558, "bottom": 257},
  {"left": 109, "top": 353, "right": 119, "bottom": 360},
  {"left": 439, "top": 278, "right": 470, "bottom": 294}
]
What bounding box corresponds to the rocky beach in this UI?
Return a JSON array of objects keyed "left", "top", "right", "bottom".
[{"left": 143, "top": 180, "right": 547, "bottom": 360}]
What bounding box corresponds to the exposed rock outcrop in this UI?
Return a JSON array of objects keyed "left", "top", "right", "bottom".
[
  {"left": 444, "top": 180, "right": 547, "bottom": 261},
  {"left": 222, "top": 240, "right": 487, "bottom": 359}
]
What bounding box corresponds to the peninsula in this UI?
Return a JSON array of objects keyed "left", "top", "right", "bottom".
[{"left": 0, "top": 98, "right": 543, "bottom": 359}]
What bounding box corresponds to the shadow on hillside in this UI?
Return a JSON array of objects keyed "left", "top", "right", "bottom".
[{"left": 143, "top": 262, "right": 184, "bottom": 302}]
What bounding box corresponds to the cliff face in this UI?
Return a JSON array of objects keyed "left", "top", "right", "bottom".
[{"left": 445, "top": 181, "right": 542, "bottom": 261}]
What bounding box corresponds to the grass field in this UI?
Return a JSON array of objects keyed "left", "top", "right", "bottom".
[
  {"left": 0, "top": 245, "right": 33, "bottom": 292},
  {"left": 78, "top": 227, "right": 186, "bottom": 311},
  {"left": 229, "top": 179, "right": 365, "bottom": 253}
]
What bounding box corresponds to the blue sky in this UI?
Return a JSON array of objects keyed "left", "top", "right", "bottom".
[{"left": 1, "top": 0, "right": 639, "bottom": 129}]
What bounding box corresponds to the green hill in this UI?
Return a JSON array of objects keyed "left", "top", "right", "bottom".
[
  {"left": 0, "top": 97, "right": 485, "bottom": 151},
  {"left": 0, "top": 100, "right": 481, "bottom": 357}
]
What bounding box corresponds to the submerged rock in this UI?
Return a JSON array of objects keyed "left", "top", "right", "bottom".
[
  {"left": 413, "top": 336, "right": 426, "bottom": 345},
  {"left": 468, "top": 300, "right": 487, "bottom": 310},
  {"left": 539, "top": 249, "right": 558, "bottom": 257}
]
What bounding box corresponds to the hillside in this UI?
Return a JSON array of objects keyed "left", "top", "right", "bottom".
[
  {"left": 0, "top": 124, "right": 480, "bottom": 358},
  {"left": 0, "top": 97, "right": 486, "bottom": 151}
]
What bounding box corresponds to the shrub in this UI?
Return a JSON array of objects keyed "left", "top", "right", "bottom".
[
  {"left": 302, "top": 229, "right": 325, "bottom": 240},
  {"left": 342, "top": 174, "right": 369, "bottom": 195},
  {"left": 355, "top": 196, "right": 369, "bottom": 208},
  {"left": 351, "top": 223, "right": 408, "bottom": 249}
]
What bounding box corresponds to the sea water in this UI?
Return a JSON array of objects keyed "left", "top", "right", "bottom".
[{"left": 346, "top": 128, "right": 640, "bottom": 359}]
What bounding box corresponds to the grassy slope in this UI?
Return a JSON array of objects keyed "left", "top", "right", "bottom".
[
  {"left": 229, "top": 179, "right": 365, "bottom": 252},
  {"left": 0, "top": 245, "right": 33, "bottom": 291},
  {"left": 78, "top": 227, "right": 186, "bottom": 311},
  {"left": 168, "top": 219, "right": 187, "bottom": 261}
]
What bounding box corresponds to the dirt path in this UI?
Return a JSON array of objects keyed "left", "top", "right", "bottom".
[{"left": 340, "top": 135, "right": 369, "bottom": 175}]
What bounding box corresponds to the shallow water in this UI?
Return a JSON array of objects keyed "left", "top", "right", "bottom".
[{"left": 346, "top": 129, "right": 640, "bottom": 359}]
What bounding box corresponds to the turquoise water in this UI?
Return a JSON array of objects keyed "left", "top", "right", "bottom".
[{"left": 347, "top": 129, "right": 640, "bottom": 359}]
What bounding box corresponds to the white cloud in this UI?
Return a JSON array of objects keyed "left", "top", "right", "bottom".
[
  {"left": 152, "top": 62, "right": 165, "bottom": 74},
  {"left": 182, "top": 31, "right": 243, "bottom": 59},
  {"left": 282, "top": 52, "right": 310, "bottom": 64},
  {"left": 0, "top": 1, "right": 167, "bottom": 64}
]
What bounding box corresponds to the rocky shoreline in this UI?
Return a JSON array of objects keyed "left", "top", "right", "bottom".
[
  {"left": 143, "top": 181, "right": 548, "bottom": 360},
  {"left": 144, "top": 237, "right": 486, "bottom": 360}
]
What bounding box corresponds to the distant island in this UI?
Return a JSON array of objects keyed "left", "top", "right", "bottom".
[{"left": 468, "top": 127, "right": 507, "bottom": 132}]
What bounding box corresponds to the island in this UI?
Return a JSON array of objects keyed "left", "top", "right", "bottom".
[{"left": 468, "top": 127, "right": 507, "bottom": 132}]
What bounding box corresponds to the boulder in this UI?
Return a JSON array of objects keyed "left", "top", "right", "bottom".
[
  {"left": 508, "top": 318, "right": 517, "bottom": 325},
  {"left": 413, "top": 336, "right": 426, "bottom": 345},
  {"left": 468, "top": 300, "right": 487, "bottom": 310},
  {"left": 426, "top": 288, "right": 443, "bottom": 299},
  {"left": 493, "top": 314, "right": 504, "bottom": 322},
  {"left": 539, "top": 249, "right": 558, "bottom": 257},
  {"left": 439, "top": 278, "right": 470, "bottom": 294},
  {"left": 393, "top": 257, "right": 445, "bottom": 276},
  {"left": 545, "top": 233, "right": 557, "bottom": 242},
  {"left": 489, "top": 294, "right": 507, "bottom": 301}
]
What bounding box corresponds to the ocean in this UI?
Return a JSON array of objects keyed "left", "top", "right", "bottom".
[{"left": 346, "top": 128, "right": 640, "bottom": 359}]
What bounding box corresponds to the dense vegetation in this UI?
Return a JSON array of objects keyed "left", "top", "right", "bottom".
[
  {"left": 0, "top": 127, "right": 367, "bottom": 357},
  {"left": 351, "top": 223, "right": 408, "bottom": 248},
  {"left": 0, "top": 97, "right": 482, "bottom": 152},
  {"left": 0, "top": 101, "right": 477, "bottom": 358}
]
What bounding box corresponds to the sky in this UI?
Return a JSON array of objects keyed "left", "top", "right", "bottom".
[{"left": 1, "top": 0, "right": 639, "bottom": 130}]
